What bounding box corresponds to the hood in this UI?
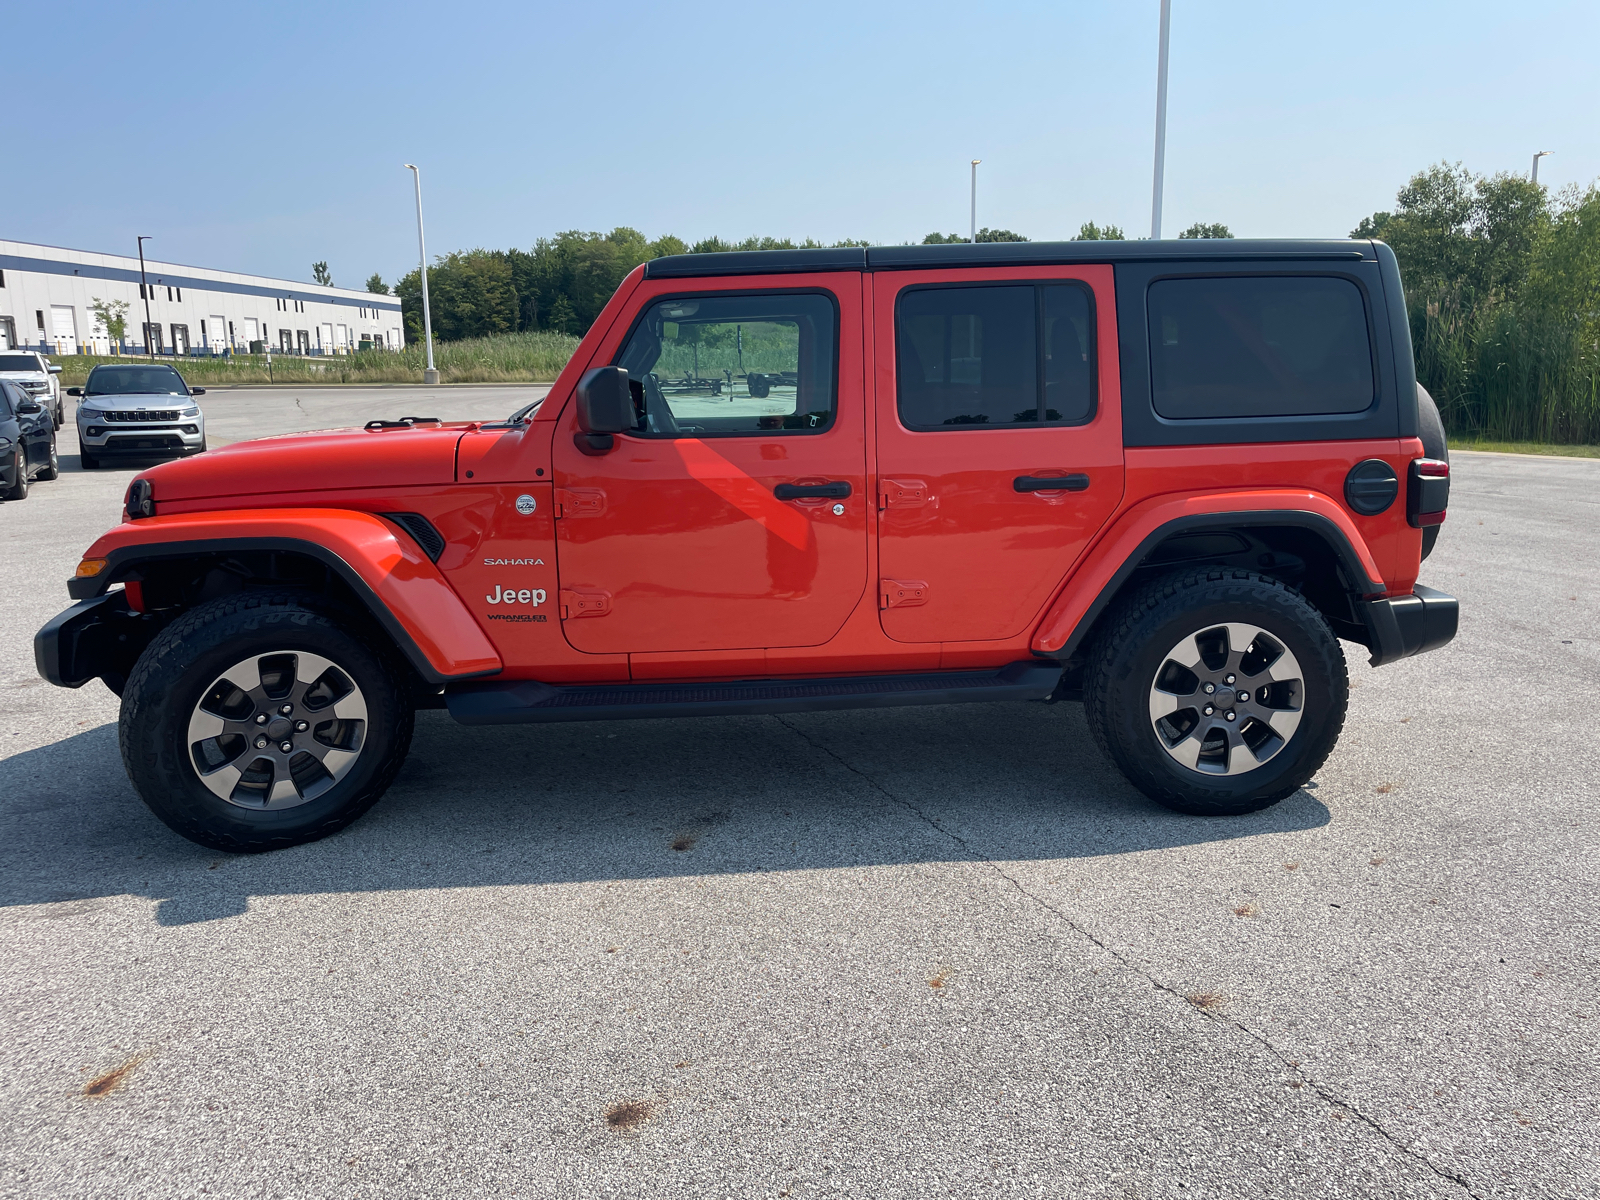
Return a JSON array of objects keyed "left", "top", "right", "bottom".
[
  {"left": 0, "top": 370, "right": 49, "bottom": 380},
  {"left": 142, "top": 423, "right": 475, "bottom": 504}
]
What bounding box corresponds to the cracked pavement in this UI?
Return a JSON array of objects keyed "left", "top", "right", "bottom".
[{"left": 1, "top": 387, "right": 1596, "bottom": 1199}]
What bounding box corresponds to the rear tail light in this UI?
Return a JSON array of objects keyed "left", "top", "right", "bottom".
[{"left": 1408, "top": 458, "right": 1449, "bottom": 527}]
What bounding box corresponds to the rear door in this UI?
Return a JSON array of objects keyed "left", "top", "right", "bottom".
[{"left": 872, "top": 265, "right": 1125, "bottom": 643}]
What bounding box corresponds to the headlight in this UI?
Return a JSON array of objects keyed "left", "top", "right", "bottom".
[
  {"left": 77, "top": 401, "right": 102, "bottom": 414},
  {"left": 180, "top": 406, "right": 200, "bottom": 417}
]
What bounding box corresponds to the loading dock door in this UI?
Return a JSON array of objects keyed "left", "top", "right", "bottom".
[
  {"left": 210, "top": 315, "right": 227, "bottom": 351},
  {"left": 50, "top": 306, "right": 78, "bottom": 356}
]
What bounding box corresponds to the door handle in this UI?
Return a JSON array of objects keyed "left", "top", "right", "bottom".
[
  {"left": 1011, "top": 473, "right": 1088, "bottom": 492},
  {"left": 774, "top": 481, "right": 852, "bottom": 500},
  {"left": 1014, "top": 474, "right": 1089, "bottom": 493}
]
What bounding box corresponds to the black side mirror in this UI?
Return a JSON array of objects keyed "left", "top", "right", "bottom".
[
  {"left": 573, "top": 366, "right": 632, "bottom": 455},
  {"left": 67, "top": 387, "right": 83, "bottom": 397},
  {"left": 17, "top": 399, "right": 42, "bottom": 415},
  {"left": 190, "top": 387, "right": 206, "bottom": 396}
]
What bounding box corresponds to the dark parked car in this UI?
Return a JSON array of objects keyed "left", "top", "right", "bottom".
[{"left": 0, "top": 379, "right": 59, "bottom": 500}]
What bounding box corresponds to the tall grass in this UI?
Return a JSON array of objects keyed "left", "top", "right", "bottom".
[
  {"left": 1412, "top": 298, "right": 1600, "bottom": 444},
  {"left": 53, "top": 329, "right": 581, "bottom": 387}
]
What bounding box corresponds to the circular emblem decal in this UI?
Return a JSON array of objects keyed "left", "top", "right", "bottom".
[{"left": 515, "top": 494, "right": 537, "bottom": 516}]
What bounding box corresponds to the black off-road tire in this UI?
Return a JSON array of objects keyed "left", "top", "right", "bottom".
[
  {"left": 1083, "top": 569, "right": 1348, "bottom": 816},
  {"left": 119, "top": 592, "right": 414, "bottom": 852},
  {"left": 1416, "top": 384, "right": 1449, "bottom": 561},
  {"left": 79, "top": 448, "right": 99, "bottom": 470}
]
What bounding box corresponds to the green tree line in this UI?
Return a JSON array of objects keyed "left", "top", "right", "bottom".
[{"left": 1354, "top": 163, "right": 1600, "bottom": 443}]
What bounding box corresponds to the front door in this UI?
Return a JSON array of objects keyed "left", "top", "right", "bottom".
[
  {"left": 872, "top": 267, "right": 1125, "bottom": 643},
  {"left": 551, "top": 278, "right": 867, "bottom": 655}
]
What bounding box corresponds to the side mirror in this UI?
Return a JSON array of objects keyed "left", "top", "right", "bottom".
[
  {"left": 67, "top": 387, "right": 83, "bottom": 397},
  {"left": 573, "top": 366, "right": 632, "bottom": 455},
  {"left": 48, "top": 364, "right": 62, "bottom": 374},
  {"left": 17, "top": 399, "right": 42, "bottom": 415},
  {"left": 190, "top": 387, "right": 206, "bottom": 396}
]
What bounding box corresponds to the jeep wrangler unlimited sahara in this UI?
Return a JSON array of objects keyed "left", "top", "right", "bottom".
[{"left": 36, "top": 240, "right": 1456, "bottom": 852}]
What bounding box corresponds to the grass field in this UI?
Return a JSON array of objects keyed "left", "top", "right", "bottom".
[
  {"left": 53, "top": 330, "right": 582, "bottom": 387},
  {"left": 1452, "top": 438, "right": 1600, "bottom": 459}
]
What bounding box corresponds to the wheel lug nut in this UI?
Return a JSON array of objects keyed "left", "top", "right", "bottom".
[
  {"left": 1203, "top": 683, "right": 1216, "bottom": 695},
  {"left": 279, "top": 741, "right": 293, "bottom": 753},
  {"left": 1203, "top": 704, "right": 1215, "bottom": 716},
  {"left": 279, "top": 704, "right": 293, "bottom": 715},
  {"left": 1225, "top": 710, "right": 1237, "bottom": 722},
  {"left": 1224, "top": 674, "right": 1236, "bottom": 685},
  {"left": 255, "top": 714, "right": 268, "bottom": 725},
  {"left": 295, "top": 721, "right": 309, "bottom": 733},
  {"left": 254, "top": 735, "right": 268, "bottom": 749}
]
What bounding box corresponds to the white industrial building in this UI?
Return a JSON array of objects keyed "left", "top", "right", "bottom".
[{"left": 0, "top": 239, "right": 405, "bottom": 357}]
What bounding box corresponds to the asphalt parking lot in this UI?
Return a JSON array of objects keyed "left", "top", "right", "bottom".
[{"left": 1, "top": 386, "right": 1596, "bottom": 1199}]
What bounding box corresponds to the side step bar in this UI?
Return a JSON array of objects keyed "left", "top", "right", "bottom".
[{"left": 444, "top": 661, "right": 1062, "bottom": 726}]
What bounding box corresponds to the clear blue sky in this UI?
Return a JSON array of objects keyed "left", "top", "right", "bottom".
[{"left": 13, "top": 0, "right": 1596, "bottom": 289}]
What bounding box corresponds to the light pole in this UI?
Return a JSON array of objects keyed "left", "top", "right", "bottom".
[
  {"left": 137, "top": 236, "right": 154, "bottom": 359},
  {"left": 1532, "top": 150, "right": 1552, "bottom": 184},
  {"left": 403, "top": 163, "right": 439, "bottom": 385},
  {"left": 1150, "top": 0, "right": 1172, "bottom": 239},
  {"left": 970, "top": 159, "right": 981, "bottom": 243}
]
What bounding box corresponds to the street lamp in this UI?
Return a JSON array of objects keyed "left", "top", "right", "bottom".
[
  {"left": 137, "top": 236, "right": 154, "bottom": 359},
  {"left": 1150, "top": 0, "right": 1172, "bottom": 239},
  {"left": 970, "top": 159, "right": 981, "bottom": 243},
  {"left": 403, "top": 163, "right": 439, "bottom": 385},
  {"left": 1532, "top": 150, "right": 1552, "bottom": 184}
]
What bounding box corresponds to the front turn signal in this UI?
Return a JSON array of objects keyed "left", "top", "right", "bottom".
[{"left": 76, "top": 558, "right": 109, "bottom": 578}]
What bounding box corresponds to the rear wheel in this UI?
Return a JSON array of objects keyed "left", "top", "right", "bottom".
[
  {"left": 1084, "top": 569, "right": 1348, "bottom": 816},
  {"left": 36, "top": 433, "right": 59, "bottom": 480},
  {"left": 120, "top": 593, "right": 414, "bottom": 852},
  {"left": 1416, "top": 384, "right": 1449, "bottom": 560},
  {"left": 3, "top": 450, "right": 28, "bottom": 500}
]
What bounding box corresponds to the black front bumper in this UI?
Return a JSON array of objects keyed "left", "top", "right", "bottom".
[
  {"left": 35, "top": 591, "right": 149, "bottom": 692},
  {"left": 1359, "top": 585, "right": 1459, "bottom": 667}
]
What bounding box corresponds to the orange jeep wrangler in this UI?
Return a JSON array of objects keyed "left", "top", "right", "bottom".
[{"left": 37, "top": 240, "right": 1455, "bottom": 851}]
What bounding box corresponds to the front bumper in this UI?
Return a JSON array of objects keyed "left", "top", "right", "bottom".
[
  {"left": 35, "top": 591, "right": 147, "bottom": 690},
  {"left": 1360, "top": 585, "right": 1459, "bottom": 667},
  {"left": 77, "top": 420, "right": 204, "bottom": 455}
]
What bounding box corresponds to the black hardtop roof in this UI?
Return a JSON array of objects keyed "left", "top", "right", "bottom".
[{"left": 644, "top": 239, "right": 1375, "bottom": 279}]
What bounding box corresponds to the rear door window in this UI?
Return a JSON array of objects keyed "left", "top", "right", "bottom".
[
  {"left": 1147, "top": 276, "right": 1374, "bottom": 419},
  {"left": 897, "top": 284, "right": 1094, "bottom": 429}
]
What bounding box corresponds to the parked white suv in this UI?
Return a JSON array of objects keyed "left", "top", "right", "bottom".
[
  {"left": 68, "top": 363, "right": 207, "bottom": 469},
  {"left": 0, "top": 352, "right": 64, "bottom": 428}
]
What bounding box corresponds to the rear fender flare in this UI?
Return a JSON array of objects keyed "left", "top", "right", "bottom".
[
  {"left": 69, "top": 509, "right": 502, "bottom": 684},
  {"left": 1032, "top": 490, "right": 1386, "bottom": 660}
]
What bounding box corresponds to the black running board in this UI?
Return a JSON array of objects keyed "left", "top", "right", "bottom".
[{"left": 444, "top": 661, "right": 1062, "bottom": 726}]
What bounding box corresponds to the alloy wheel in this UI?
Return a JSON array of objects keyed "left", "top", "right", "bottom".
[
  {"left": 185, "top": 650, "right": 369, "bottom": 809},
  {"left": 1146, "top": 622, "right": 1304, "bottom": 776}
]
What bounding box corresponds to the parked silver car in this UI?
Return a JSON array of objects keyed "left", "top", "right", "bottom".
[
  {"left": 0, "top": 351, "right": 64, "bottom": 428},
  {"left": 68, "top": 363, "right": 207, "bottom": 469}
]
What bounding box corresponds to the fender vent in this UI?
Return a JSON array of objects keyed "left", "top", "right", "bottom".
[{"left": 382, "top": 512, "right": 446, "bottom": 562}]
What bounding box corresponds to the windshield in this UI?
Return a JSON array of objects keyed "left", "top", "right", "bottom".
[
  {"left": 0, "top": 354, "right": 42, "bottom": 372},
  {"left": 85, "top": 365, "right": 190, "bottom": 397}
]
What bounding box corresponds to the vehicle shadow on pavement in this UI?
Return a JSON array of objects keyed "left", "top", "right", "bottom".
[{"left": 0, "top": 702, "right": 1331, "bottom": 926}]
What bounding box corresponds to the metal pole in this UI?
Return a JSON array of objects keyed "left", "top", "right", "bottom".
[
  {"left": 137, "top": 236, "right": 154, "bottom": 360},
  {"left": 1150, "top": 0, "right": 1172, "bottom": 239},
  {"left": 404, "top": 163, "right": 439, "bottom": 385},
  {"left": 970, "top": 160, "right": 981, "bottom": 242},
  {"left": 1532, "top": 150, "right": 1551, "bottom": 183}
]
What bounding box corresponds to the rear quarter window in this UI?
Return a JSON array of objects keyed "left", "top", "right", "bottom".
[{"left": 1147, "top": 276, "right": 1374, "bottom": 419}]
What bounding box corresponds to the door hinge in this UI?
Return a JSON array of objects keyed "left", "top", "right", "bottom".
[
  {"left": 560, "top": 588, "right": 612, "bottom": 619},
  {"left": 554, "top": 488, "right": 606, "bottom": 519},
  {"left": 880, "top": 579, "right": 929, "bottom": 609},
  {"left": 878, "top": 478, "right": 928, "bottom": 509}
]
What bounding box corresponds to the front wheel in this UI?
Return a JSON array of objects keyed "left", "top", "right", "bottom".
[
  {"left": 119, "top": 593, "right": 414, "bottom": 852},
  {"left": 3, "top": 450, "right": 28, "bottom": 500},
  {"left": 1083, "top": 569, "right": 1348, "bottom": 816}
]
